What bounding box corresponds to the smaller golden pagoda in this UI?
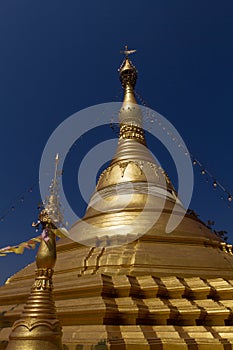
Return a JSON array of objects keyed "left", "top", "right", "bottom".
[{"left": 5, "top": 154, "right": 63, "bottom": 350}]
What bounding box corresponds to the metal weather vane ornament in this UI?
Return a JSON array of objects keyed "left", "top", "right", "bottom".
[{"left": 120, "top": 45, "right": 137, "bottom": 58}]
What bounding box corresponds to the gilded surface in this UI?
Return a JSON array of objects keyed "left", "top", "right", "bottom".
[
  {"left": 2, "top": 273, "right": 233, "bottom": 349},
  {"left": 2, "top": 55, "right": 233, "bottom": 349},
  {"left": 6, "top": 231, "right": 63, "bottom": 350}
]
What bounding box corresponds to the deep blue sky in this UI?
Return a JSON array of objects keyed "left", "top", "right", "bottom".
[{"left": 0, "top": 1, "right": 232, "bottom": 285}]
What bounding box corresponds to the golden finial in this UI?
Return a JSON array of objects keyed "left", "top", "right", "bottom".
[
  {"left": 117, "top": 45, "right": 145, "bottom": 145},
  {"left": 6, "top": 154, "right": 63, "bottom": 350},
  {"left": 44, "top": 153, "right": 64, "bottom": 228},
  {"left": 119, "top": 45, "right": 138, "bottom": 89}
]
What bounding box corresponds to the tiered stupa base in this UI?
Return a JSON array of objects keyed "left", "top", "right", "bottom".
[{"left": 1, "top": 234, "right": 233, "bottom": 349}]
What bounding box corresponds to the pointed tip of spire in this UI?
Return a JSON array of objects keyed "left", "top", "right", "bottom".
[
  {"left": 119, "top": 46, "right": 138, "bottom": 89},
  {"left": 119, "top": 56, "right": 136, "bottom": 74},
  {"left": 119, "top": 45, "right": 137, "bottom": 75},
  {"left": 36, "top": 152, "right": 64, "bottom": 229}
]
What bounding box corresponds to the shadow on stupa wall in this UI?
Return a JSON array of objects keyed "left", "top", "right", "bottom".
[
  {"left": 0, "top": 341, "right": 108, "bottom": 350},
  {"left": 63, "top": 339, "right": 108, "bottom": 350}
]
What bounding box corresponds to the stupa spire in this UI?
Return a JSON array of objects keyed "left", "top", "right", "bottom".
[
  {"left": 118, "top": 46, "right": 146, "bottom": 145},
  {"left": 119, "top": 45, "right": 138, "bottom": 98},
  {"left": 6, "top": 155, "right": 63, "bottom": 350},
  {"left": 44, "top": 153, "right": 64, "bottom": 228}
]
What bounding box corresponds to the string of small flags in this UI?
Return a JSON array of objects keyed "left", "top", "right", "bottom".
[
  {"left": 0, "top": 228, "right": 67, "bottom": 257},
  {"left": 0, "top": 182, "right": 37, "bottom": 223},
  {"left": 134, "top": 91, "right": 233, "bottom": 207},
  {"left": 0, "top": 91, "right": 122, "bottom": 225},
  {"left": 0, "top": 235, "right": 41, "bottom": 256}
]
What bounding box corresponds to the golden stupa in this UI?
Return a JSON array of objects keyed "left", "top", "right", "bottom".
[{"left": 1, "top": 50, "right": 233, "bottom": 349}]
